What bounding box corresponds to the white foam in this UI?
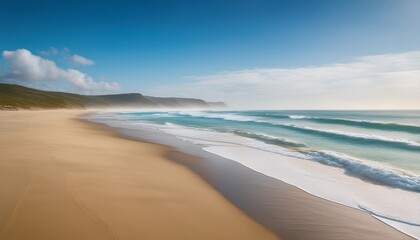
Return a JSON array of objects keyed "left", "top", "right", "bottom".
[
  {"left": 288, "top": 115, "right": 309, "bottom": 119},
  {"left": 176, "top": 111, "right": 261, "bottom": 122}
]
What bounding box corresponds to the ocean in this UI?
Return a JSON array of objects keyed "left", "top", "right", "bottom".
[{"left": 89, "top": 110, "right": 420, "bottom": 238}]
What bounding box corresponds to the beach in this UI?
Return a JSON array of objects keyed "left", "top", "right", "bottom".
[
  {"left": 0, "top": 110, "right": 276, "bottom": 240},
  {"left": 0, "top": 110, "right": 414, "bottom": 240}
]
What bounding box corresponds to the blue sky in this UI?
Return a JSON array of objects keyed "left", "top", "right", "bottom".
[{"left": 1, "top": 0, "right": 420, "bottom": 109}]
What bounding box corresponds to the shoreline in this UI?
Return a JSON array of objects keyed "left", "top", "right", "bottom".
[
  {"left": 87, "top": 111, "right": 415, "bottom": 239},
  {"left": 0, "top": 110, "right": 276, "bottom": 240},
  {"left": 0, "top": 110, "right": 414, "bottom": 239}
]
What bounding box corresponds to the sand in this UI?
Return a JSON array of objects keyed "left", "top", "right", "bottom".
[{"left": 0, "top": 110, "right": 277, "bottom": 240}]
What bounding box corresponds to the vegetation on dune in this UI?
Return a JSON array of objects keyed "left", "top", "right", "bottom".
[
  {"left": 0, "top": 84, "right": 98, "bottom": 109},
  {"left": 0, "top": 83, "right": 226, "bottom": 110}
]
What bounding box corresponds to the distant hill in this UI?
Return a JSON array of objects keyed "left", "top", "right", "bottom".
[{"left": 0, "top": 83, "right": 227, "bottom": 110}]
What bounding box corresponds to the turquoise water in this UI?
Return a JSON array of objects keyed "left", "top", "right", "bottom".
[{"left": 111, "top": 110, "right": 420, "bottom": 192}]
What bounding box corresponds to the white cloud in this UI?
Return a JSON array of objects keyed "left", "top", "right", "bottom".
[
  {"left": 38, "top": 47, "right": 59, "bottom": 56},
  {"left": 149, "top": 51, "right": 420, "bottom": 109},
  {"left": 71, "top": 54, "right": 95, "bottom": 66},
  {"left": 1, "top": 49, "right": 119, "bottom": 92}
]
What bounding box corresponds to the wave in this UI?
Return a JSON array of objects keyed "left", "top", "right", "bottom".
[
  {"left": 314, "top": 118, "right": 420, "bottom": 133},
  {"left": 288, "top": 115, "right": 308, "bottom": 119},
  {"left": 174, "top": 112, "right": 420, "bottom": 151},
  {"left": 162, "top": 115, "right": 420, "bottom": 192},
  {"left": 229, "top": 130, "right": 306, "bottom": 148},
  {"left": 176, "top": 111, "right": 263, "bottom": 122},
  {"left": 302, "top": 150, "right": 420, "bottom": 192},
  {"left": 280, "top": 124, "right": 420, "bottom": 151},
  {"left": 162, "top": 120, "right": 420, "bottom": 193},
  {"left": 258, "top": 113, "right": 420, "bottom": 134},
  {"left": 105, "top": 112, "right": 420, "bottom": 193}
]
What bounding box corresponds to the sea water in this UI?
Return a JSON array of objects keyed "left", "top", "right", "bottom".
[{"left": 90, "top": 110, "right": 420, "bottom": 238}]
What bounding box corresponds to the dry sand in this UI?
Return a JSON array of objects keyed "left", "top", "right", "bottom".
[{"left": 0, "top": 110, "right": 277, "bottom": 240}]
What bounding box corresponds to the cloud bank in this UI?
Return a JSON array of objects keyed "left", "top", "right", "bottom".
[
  {"left": 71, "top": 54, "right": 95, "bottom": 66},
  {"left": 1, "top": 49, "right": 119, "bottom": 92},
  {"left": 150, "top": 51, "right": 420, "bottom": 109}
]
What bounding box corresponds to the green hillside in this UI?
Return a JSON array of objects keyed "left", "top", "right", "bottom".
[{"left": 0, "top": 83, "right": 226, "bottom": 110}]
